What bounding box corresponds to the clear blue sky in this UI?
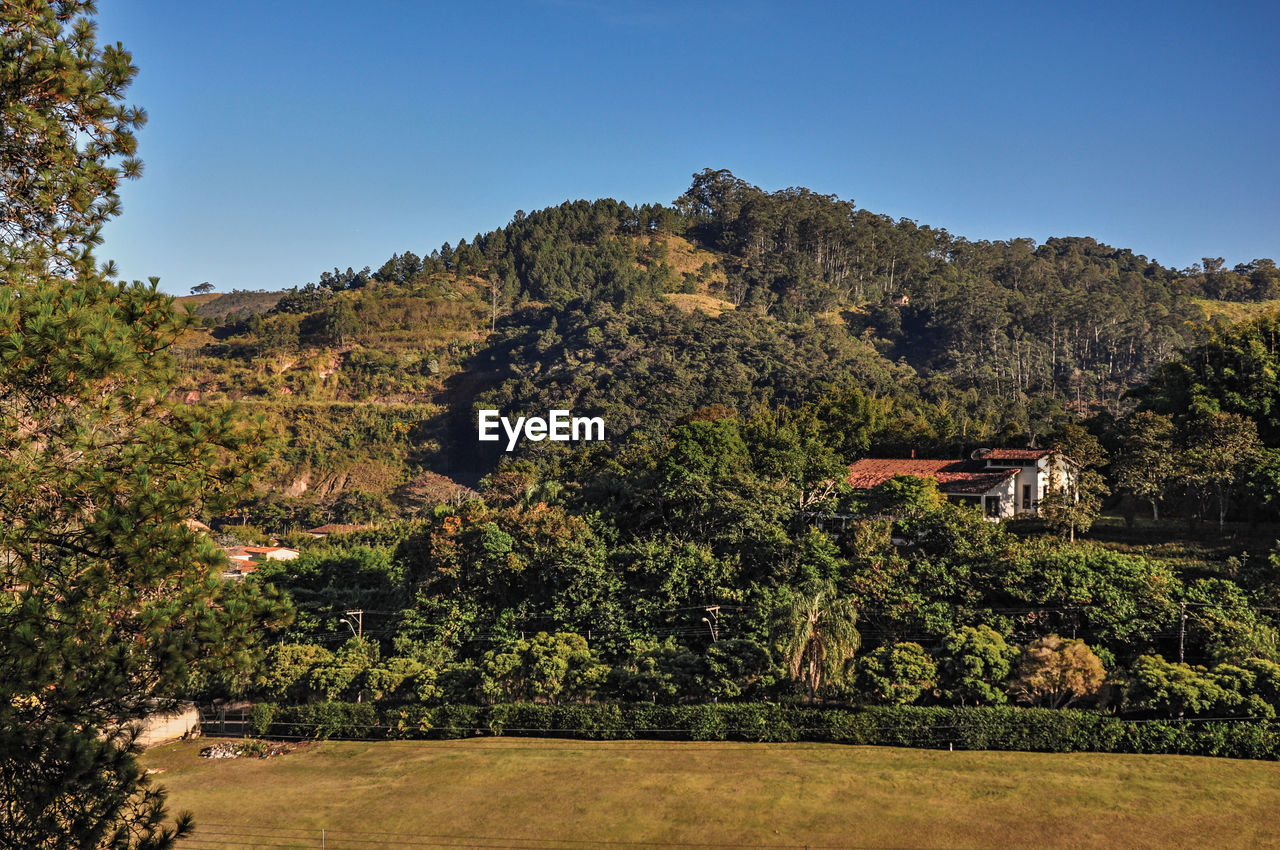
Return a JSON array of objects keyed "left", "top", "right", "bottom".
[{"left": 95, "top": 0, "right": 1279, "bottom": 294}]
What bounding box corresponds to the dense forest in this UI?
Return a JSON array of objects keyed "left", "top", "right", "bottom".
[
  {"left": 162, "top": 170, "right": 1280, "bottom": 730},
  {"left": 176, "top": 168, "right": 1279, "bottom": 523}
]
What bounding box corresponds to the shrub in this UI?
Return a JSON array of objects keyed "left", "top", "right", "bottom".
[
  {"left": 1011, "top": 635, "right": 1106, "bottom": 709},
  {"left": 859, "top": 642, "right": 938, "bottom": 705},
  {"left": 247, "top": 702, "right": 1280, "bottom": 760},
  {"left": 271, "top": 702, "right": 380, "bottom": 739},
  {"left": 249, "top": 703, "right": 279, "bottom": 737},
  {"left": 940, "top": 625, "right": 1017, "bottom": 706}
]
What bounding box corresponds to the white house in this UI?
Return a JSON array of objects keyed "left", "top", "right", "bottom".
[
  {"left": 242, "top": 546, "right": 300, "bottom": 562},
  {"left": 219, "top": 545, "right": 300, "bottom": 580},
  {"left": 845, "top": 448, "right": 1076, "bottom": 520},
  {"left": 970, "top": 448, "right": 1075, "bottom": 516}
]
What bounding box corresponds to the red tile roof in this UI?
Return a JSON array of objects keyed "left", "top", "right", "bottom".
[
  {"left": 980, "top": 448, "right": 1053, "bottom": 461},
  {"left": 936, "top": 469, "right": 1021, "bottom": 495},
  {"left": 846, "top": 458, "right": 1017, "bottom": 496},
  {"left": 847, "top": 459, "right": 958, "bottom": 487}
]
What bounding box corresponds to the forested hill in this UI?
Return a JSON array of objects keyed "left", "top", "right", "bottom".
[
  {"left": 175, "top": 169, "right": 1279, "bottom": 522},
  {"left": 287, "top": 168, "right": 1277, "bottom": 404}
]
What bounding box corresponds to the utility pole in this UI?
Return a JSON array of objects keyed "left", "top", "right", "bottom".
[
  {"left": 701, "top": 606, "right": 720, "bottom": 643},
  {"left": 340, "top": 611, "right": 366, "bottom": 704},
  {"left": 1178, "top": 601, "right": 1187, "bottom": 664}
]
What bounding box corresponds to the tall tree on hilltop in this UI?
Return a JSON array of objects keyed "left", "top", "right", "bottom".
[{"left": 0, "top": 3, "right": 290, "bottom": 847}]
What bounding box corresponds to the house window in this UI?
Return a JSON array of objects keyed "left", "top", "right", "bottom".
[
  {"left": 1022, "top": 484, "right": 1032, "bottom": 510},
  {"left": 985, "top": 496, "right": 1001, "bottom": 517}
]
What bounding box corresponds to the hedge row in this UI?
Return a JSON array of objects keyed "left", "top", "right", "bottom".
[{"left": 245, "top": 702, "right": 1280, "bottom": 761}]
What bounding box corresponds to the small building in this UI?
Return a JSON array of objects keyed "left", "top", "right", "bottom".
[
  {"left": 220, "top": 545, "right": 299, "bottom": 580},
  {"left": 223, "top": 546, "right": 256, "bottom": 565},
  {"left": 845, "top": 448, "right": 1074, "bottom": 520},
  {"left": 970, "top": 448, "right": 1074, "bottom": 515},
  {"left": 242, "top": 546, "right": 300, "bottom": 562}
]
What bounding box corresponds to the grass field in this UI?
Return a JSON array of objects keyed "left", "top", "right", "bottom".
[{"left": 143, "top": 738, "right": 1280, "bottom": 849}]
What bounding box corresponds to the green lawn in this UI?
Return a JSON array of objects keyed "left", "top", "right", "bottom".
[{"left": 143, "top": 738, "right": 1280, "bottom": 849}]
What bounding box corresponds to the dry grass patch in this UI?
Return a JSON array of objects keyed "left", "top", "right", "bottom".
[
  {"left": 1194, "top": 297, "right": 1280, "bottom": 325},
  {"left": 648, "top": 234, "right": 725, "bottom": 283},
  {"left": 173, "top": 293, "right": 223, "bottom": 309},
  {"left": 145, "top": 738, "right": 1280, "bottom": 849},
  {"left": 663, "top": 292, "right": 736, "bottom": 316}
]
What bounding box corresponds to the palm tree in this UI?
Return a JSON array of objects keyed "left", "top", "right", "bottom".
[
  {"left": 521, "top": 479, "right": 564, "bottom": 507},
  {"left": 771, "top": 581, "right": 861, "bottom": 703}
]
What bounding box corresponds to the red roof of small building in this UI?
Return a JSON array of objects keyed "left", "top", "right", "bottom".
[
  {"left": 847, "top": 459, "right": 958, "bottom": 487},
  {"left": 980, "top": 448, "right": 1053, "bottom": 461},
  {"left": 936, "top": 469, "right": 1021, "bottom": 495},
  {"left": 222, "top": 562, "right": 258, "bottom": 577},
  {"left": 846, "top": 458, "right": 1018, "bottom": 496}
]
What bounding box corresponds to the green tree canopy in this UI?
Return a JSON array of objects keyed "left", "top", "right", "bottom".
[
  {"left": 1113, "top": 411, "right": 1177, "bottom": 521},
  {"left": 858, "top": 642, "right": 937, "bottom": 705},
  {"left": 769, "top": 580, "right": 861, "bottom": 703},
  {"left": 1183, "top": 412, "right": 1262, "bottom": 531},
  {"left": 0, "top": 0, "right": 145, "bottom": 274},
  {"left": 939, "top": 625, "right": 1017, "bottom": 706},
  {"left": 0, "top": 3, "right": 289, "bottom": 846},
  {"left": 1042, "top": 424, "right": 1109, "bottom": 541},
  {"left": 480, "top": 632, "right": 609, "bottom": 704}
]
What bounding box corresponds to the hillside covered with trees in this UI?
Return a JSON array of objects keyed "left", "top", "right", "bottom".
[
  {"left": 173, "top": 168, "right": 1278, "bottom": 528},
  {"left": 172, "top": 172, "right": 1280, "bottom": 737}
]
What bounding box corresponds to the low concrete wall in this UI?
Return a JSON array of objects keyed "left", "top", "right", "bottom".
[{"left": 135, "top": 703, "right": 201, "bottom": 748}]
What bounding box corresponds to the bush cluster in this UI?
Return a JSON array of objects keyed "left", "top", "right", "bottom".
[{"left": 246, "top": 702, "right": 1280, "bottom": 760}]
